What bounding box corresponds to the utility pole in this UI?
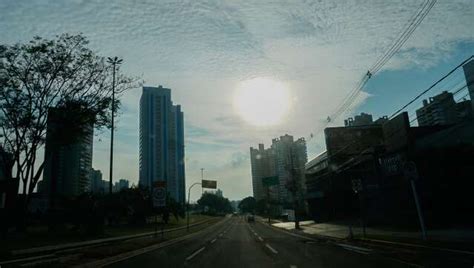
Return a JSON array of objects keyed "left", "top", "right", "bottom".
[
  {"left": 200, "top": 168, "right": 204, "bottom": 195},
  {"left": 107, "top": 57, "right": 123, "bottom": 194}
]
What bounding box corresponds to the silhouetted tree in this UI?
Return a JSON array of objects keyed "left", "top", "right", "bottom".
[
  {"left": 238, "top": 196, "right": 256, "bottom": 214},
  {"left": 0, "top": 34, "right": 136, "bottom": 210},
  {"left": 197, "top": 193, "right": 233, "bottom": 215}
]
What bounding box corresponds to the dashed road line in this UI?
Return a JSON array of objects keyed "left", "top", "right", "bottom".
[
  {"left": 185, "top": 247, "right": 206, "bottom": 261},
  {"left": 258, "top": 236, "right": 264, "bottom": 242},
  {"left": 290, "top": 265, "right": 297, "bottom": 268},
  {"left": 210, "top": 238, "right": 217, "bottom": 244},
  {"left": 265, "top": 243, "right": 278, "bottom": 254},
  {"left": 337, "top": 243, "right": 372, "bottom": 255}
]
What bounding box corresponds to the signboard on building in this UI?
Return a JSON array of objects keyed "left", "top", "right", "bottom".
[
  {"left": 152, "top": 181, "right": 167, "bottom": 208},
  {"left": 262, "top": 176, "right": 279, "bottom": 187},
  {"left": 324, "top": 126, "right": 384, "bottom": 160},
  {"left": 202, "top": 179, "right": 217, "bottom": 189}
]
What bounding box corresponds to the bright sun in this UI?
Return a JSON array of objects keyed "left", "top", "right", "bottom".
[{"left": 233, "top": 77, "right": 291, "bottom": 126}]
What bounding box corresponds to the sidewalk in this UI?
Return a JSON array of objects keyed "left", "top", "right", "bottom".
[{"left": 269, "top": 219, "right": 474, "bottom": 245}]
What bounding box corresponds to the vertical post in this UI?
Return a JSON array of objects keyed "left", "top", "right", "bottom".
[
  {"left": 411, "top": 179, "right": 427, "bottom": 240},
  {"left": 106, "top": 57, "right": 122, "bottom": 195},
  {"left": 200, "top": 168, "right": 204, "bottom": 195},
  {"left": 267, "top": 186, "right": 271, "bottom": 224},
  {"left": 187, "top": 186, "right": 191, "bottom": 231},
  {"left": 187, "top": 182, "right": 202, "bottom": 231},
  {"left": 161, "top": 221, "right": 164, "bottom": 239},
  {"left": 109, "top": 63, "right": 115, "bottom": 194},
  {"left": 154, "top": 214, "right": 158, "bottom": 238}
]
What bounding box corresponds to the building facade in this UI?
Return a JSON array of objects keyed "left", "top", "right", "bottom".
[
  {"left": 42, "top": 108, "right": 93, "bottom": 197},
  {"left": 89, "top": 168, "right": 104, "bottom": 194},
  {"left": 463, "top": 59, "right": 474, "bottom": 112},
  {"left": 250, "top": 135, "right": 307, "bottom": 208},
  {"left": 139, "top": 86, "right": 185, "bottom": 205}
]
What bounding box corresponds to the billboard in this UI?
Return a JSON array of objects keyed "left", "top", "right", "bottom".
[{"left": 324, "top": 125, "right": 384, "bottom": 159}]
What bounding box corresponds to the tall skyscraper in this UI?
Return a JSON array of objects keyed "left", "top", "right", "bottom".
[
  {"left": 250, "top": 135, "right": 307, "bottom": 206},
  {"left": 250, "top": 144, "right": 274, "bottom": 201},
  {"left": 139, "top": 86, "right": 185, "bottom": 204},
  {"left": 42, "top": 108, "right": 93, "bottom": 197}
]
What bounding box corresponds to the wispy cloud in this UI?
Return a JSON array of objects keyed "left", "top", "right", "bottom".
[{"left": 1, "top": 0, "right": 472, "bottom": 200}]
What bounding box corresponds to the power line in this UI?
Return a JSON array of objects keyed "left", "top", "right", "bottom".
[
  {"left": 389, "top": 55, "right": 474, "bottom": 119},
  {"left": 321, "top": 0, "right": 438, "bottom": 131}
]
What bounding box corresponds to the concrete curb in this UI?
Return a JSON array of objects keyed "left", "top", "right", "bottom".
[{"left": 262, "top": 218, "right": 474, "bottom": 256}]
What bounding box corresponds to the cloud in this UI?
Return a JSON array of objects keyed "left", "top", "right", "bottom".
[{"left": 1, "top": 0, "right": 472, "bottom": 200}]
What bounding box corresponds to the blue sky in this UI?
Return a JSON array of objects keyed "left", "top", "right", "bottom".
[{"left": 1, "top": 0, "right": 473, "bottom": 201}]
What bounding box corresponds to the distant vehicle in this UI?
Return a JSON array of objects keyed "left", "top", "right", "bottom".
[{"left": 247, "top": 214, "right": 255, "bottom": 223}]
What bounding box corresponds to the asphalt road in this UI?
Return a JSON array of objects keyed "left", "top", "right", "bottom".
[{"left": 108, "top": 216, "right": 411, "bottom": 268}]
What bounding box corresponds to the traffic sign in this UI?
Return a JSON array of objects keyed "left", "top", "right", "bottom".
[
  {"left": 153, "top": 181, "right": 166, "bottom": 208},
  {"left": 202, "top": 179, "right": 217, "bottom": 189}
]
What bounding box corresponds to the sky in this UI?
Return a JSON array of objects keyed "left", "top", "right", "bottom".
[{"left": 1, "top": 0, "right": 473, "bottom": 201}]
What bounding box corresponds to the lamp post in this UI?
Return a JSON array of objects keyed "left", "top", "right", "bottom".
[
  {"left": 187, "top": 182, "right": 202, "bottom": 231},
  {"left": 107, "top": 56, "right": 123, "bottom": 194}
]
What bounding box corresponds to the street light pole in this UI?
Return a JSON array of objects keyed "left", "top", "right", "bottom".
[
  {"left": 187, "top": 182, "right": 202, "bottom": 231},
  {"left": 107, "top": 56, "right": 123, "bottom": 194},
  {"left": 200, "top": 168, "right": 204, "bottom": 195}
]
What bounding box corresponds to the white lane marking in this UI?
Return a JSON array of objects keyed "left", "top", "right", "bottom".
[
  {"left": 337, "top": 243, "right": 372, "bottom": 255},
  {"left": 185, "top": 247, "right": 206, "bottom": 261},
  {"left": 290, "top": 265, "right": 297, "bottom": 268},
  {"left": 265, "top": 243, "right": 278, "bottom": 254},
  {"left": 211, "top": 238, "right": 217, "bottom": 244},
  {"left": 258, "top": 236, "right": 264, "bottom": 242},
  {"left": 336, "top": 243, "right": 372, "bottom": 253},
  {"left": 219, "top": 233, "right": 223, "bottom": 237}
]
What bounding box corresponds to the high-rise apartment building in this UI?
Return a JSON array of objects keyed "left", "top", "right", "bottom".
[
  {"left": 250, "top": 135, "right": 307, "bottom": 206},
  {"left": 416, "top": 91, "right": 471, "bottom": 126},
  {"left": 42, "top": 108, "right": 93, "bottom": 197},
  {"left": 139, "top": 86, "right": 185, "bottom": 205},
  {"left": 250, "top": 144, "right": 275, "bottom": 201}
]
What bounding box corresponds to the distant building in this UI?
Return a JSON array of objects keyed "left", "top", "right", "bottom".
[
  {"left": 250, "top": 135, "right": 307, "bottom": 207},
  {"left": 139, "top": 86, "right": 185, "bottom": 204},
  {"left": 374, "top": 116, "right": 389, "bottom": 125},
  {"left": 42, "top": 107, "right": 93, "bottom": 197},
  {"left": 89, "top": 169, "right": 104, "bottom": 194},
  {"left": 416, "top": 91, "right": 472, "bottom": 126},
  {"left": 344, "top": 112, "right": 373, "bottom": 126},
  {"left": 250, "top": 144, "right": 275, "bottom": 201},
  {"left": 113, "top": 179, "right": 130, "bottom": 192}
]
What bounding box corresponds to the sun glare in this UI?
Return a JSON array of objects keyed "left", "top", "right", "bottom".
[{"left": 233, "top": 78, "right": 291, "bottom": 126}]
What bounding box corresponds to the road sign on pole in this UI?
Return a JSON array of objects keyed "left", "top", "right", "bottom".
[
  {"left": 202, "top": 179, "right": 217, "bottom": 189},
  {"left": 153, "top": 181, "right": 167, "bottom": 208}
]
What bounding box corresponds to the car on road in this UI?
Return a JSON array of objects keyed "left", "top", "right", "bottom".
[{"left": 247, "top": 214, "right": 255, "bottom": 223}]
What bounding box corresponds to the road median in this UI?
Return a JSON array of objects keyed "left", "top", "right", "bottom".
[{"left": 0, "top": 216, "right": 224, "bottom": 267}]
